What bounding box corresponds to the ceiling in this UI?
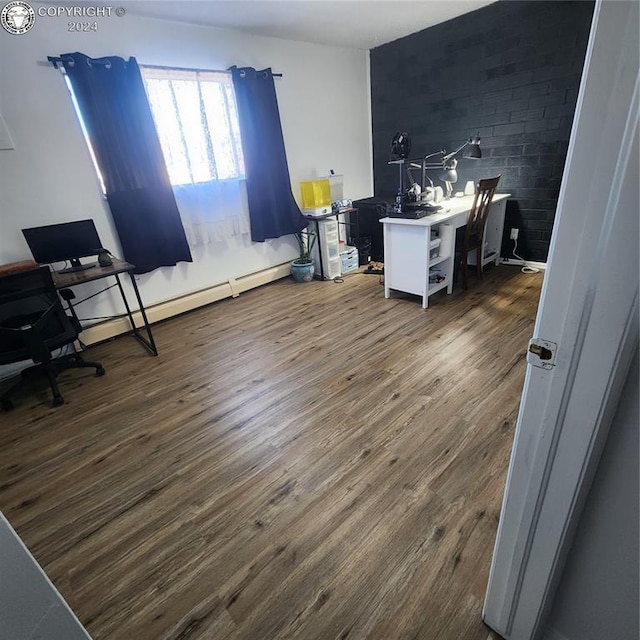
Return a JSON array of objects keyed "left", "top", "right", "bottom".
[{"left": 121, "top": 0, "right": 497, "bottom": 50}]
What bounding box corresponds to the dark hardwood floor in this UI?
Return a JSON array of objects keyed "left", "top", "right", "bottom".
[{"left": 0, "top": 266, "right": 542, "bottom": 640}]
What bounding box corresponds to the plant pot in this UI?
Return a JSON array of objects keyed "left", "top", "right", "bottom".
[{"left": 291, "top": 260, "right": 315, "bottom": 283}]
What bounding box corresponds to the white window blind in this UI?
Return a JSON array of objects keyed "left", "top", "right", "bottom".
[
  {"left": 141, "top": 67, "right": 245, "bottom": 185},
  {"left": 141, "top": 66, "right": 250, "bottom": 244}
]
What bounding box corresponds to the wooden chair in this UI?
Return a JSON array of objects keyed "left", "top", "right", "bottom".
[{"left": 455, "top": 175, "right": 501, "bottom": 289}]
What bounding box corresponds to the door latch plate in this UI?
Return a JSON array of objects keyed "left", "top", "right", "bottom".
[{"left": 527, "top": 338, "right": 557, "bottom": 370}]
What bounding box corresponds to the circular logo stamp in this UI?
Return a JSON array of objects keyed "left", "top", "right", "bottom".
[{"left": 1, "top": 1, "right": 35, "bottom": 35}]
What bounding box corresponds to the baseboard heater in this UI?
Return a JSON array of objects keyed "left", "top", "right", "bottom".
[{"left": 79, "top": 261, "right": 292, "bottom": 347}]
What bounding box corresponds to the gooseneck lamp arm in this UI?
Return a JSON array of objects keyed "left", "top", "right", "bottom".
[
  {"left": 442, "top": 140, "right": 470, "bottom": 163},
  {"left": 389, "top": 133, "right": 482, "bottom": 209},
  {"left": 421, "top": 136, "right": 482, "bottom": 197}
]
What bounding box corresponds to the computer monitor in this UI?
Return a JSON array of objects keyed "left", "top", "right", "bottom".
[{"left": 22, "top": 220, "right": 103, "bottom": 272}]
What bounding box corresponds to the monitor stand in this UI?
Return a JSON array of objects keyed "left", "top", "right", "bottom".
[{"left": 58, "top": 260, "right": 98, "bottom": 274}]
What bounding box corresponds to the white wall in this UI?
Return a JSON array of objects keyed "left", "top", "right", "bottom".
[
  {"left": 0, "top": 6, "right": 372, "bottom": 317},
  {"left": 544, "top": 351, "right": 639, "bottom": 640}
]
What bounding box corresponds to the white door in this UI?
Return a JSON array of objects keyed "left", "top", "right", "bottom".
[
  {"left": 0, "top": 512, "right": 92, "bottom": 639},
  {"left": 483, "top": 1, "right": 639, "bottom": 639}
]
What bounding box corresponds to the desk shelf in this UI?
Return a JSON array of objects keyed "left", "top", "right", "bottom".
[
  {"left": 428, "top": 279, "right": 450, "bottom": 296},
  {"left": 430, "top": 253, "right": 450, "bottom": 267}
]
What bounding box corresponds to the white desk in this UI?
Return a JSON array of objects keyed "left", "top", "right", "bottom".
[{"left": 381, "top": 193, "right": 510, "bottom": 308}]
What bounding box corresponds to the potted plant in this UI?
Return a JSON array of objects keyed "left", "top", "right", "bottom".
[{"left": 291, "top": 228, "right": 317, "bottom": 282}]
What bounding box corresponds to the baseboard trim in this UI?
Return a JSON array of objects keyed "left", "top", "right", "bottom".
[
  {"left": 501, "top": 258, "right": 548, "bottom": 270},
  {"left": 80, "top": 262, "right": 292, "bottom": 347}
]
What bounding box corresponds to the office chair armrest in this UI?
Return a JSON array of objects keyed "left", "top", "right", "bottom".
[
  {"left": 58, "top": 288, "right": 76, "bottom": 302},
  {"left": 57, "top": 288, "right": 81, "bottom": 330}
]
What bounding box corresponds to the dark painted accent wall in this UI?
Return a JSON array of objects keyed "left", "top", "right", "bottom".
[{"left": 370, "top": 0, "right": 594, "bottom": 263}]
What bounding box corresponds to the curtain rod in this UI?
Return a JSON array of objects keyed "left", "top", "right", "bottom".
[
  {"left": 144, "top": 63, "right": 283, "bottom": 77},
  {"left": 47, "top": 56, "right": 282, "bottom": 77}
]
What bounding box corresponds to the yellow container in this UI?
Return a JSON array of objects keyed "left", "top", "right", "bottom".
[{"left": 301, "top": 179, "right": 331, "bottom": 209}]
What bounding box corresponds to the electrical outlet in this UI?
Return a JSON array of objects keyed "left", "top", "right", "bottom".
[{"left": 510, "top": 228, "right": 519, "bottom": 240}]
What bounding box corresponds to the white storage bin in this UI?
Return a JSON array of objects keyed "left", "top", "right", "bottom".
[
  {"left": 342, "top": 256, "right": 359, "bottom": 274},
  {"left": 319, "top": 219, "right": 338, "bottom": 234},
  {"left": 323, "top": 257, "right": 342, "bottom": 280},
  {"left": 326, "top": 241, "right": 340, "bottom": 260},
  {"left": 340, "top": 246, "right": 359, "bottom": 273},
  {"left": 312, "top": 219, "right": 342, "bottom": 280}
]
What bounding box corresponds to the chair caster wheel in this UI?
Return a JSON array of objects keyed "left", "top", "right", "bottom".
[
  {"left": 1, "top": 399, "right": 14, "bottom": 411},
  {"left": 96, "top": 366, "right": 106, "bottom": 377},
  {"left": 52, "top": 396, "right": 64, "bottom": 407}
]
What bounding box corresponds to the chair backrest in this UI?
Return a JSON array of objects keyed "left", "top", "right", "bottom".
[
  {"left": 0, "top": 267, "right": 77, "bottom": 365},
  {"left": 465, "top": 175, "right": 501, "bottom": 246}
]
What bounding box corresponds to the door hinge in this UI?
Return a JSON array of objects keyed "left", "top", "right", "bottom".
[{"left": 527, "top": 338, "right": 557, "bottom": 370}]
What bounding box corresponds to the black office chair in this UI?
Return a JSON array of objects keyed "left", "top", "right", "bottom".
[{"left": 0, "top": 267, "right": 104, "bottom": 410}]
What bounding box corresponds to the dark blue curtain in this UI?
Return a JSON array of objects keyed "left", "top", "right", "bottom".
[
  {"left": 60, "top": 52, "right": 192, "bottom": 275},
  {"left": 230, "top": 66, "right": 306, "bottom": 242}
]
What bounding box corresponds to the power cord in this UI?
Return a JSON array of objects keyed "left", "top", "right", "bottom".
[{"left": 512, "top": 239, "right": 540, "bottom": 274}]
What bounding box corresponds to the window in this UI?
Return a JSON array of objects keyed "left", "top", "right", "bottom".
[
  {"left": 60, "top": 62, "right": 250, "bottom": 245},
  {"left": 140, "top": 67, "right": 245, "bottom": 186}
]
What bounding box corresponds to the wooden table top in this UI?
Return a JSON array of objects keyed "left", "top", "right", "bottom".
[{"left": 51, "top": 257, "right": 135, "bottom": 289}]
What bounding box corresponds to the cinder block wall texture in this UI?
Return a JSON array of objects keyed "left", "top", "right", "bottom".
[{"left": 370, "top": 0, "right": 595, "bottom": 262}]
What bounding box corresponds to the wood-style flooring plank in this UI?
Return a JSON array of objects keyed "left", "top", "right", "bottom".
[{"left": 0, "top": 266, "right": 542, "bottom": 640}]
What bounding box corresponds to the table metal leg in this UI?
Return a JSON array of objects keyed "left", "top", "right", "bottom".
[
  {"left": 314, "top": 219, "right": 325, "bottom": 280},
  {"left": 114, "top": 274, "right": 158, "bottom": 356}
]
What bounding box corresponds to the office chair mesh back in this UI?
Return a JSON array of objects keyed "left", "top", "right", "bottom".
[
  {"left": 0, "top": 267, "right": 104, "bottom": 409},
  {"left": 0, "top": 268, "right": 76, "bottom": 364}
]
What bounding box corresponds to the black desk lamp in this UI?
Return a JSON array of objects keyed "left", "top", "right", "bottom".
[
  {"left": 390, "top": 133, "right": 483, "bottom": 210},
  {"left": 435, "top": 136, "right": 482, "bottom": 198}
]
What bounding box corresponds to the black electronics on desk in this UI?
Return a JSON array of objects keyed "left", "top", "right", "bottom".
[
  {"left": 22, "top": 219, "right": 104, "bottom": 273},
  {"left": 386, "top": 202, "right": 442, "bottom": 219}
]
